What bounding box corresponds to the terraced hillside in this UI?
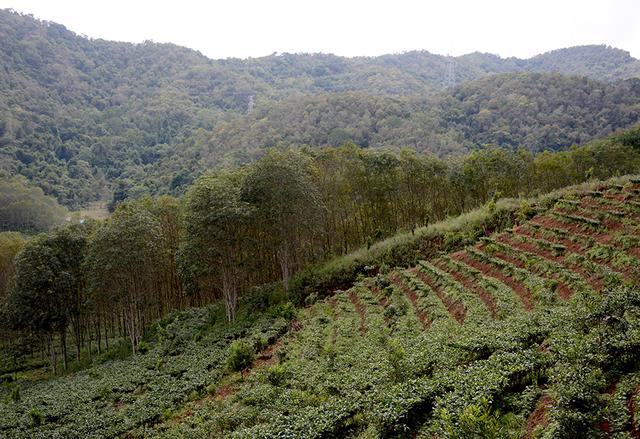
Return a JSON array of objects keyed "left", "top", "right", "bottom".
[
  {"left": 1, "top": 178, "right": 640, "bottom": 438},
  {"left": 148, "top": 179, "right": 640, "bottom": 438}
]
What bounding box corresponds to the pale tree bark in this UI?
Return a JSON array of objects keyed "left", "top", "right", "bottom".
[
  {"left": 221, "top": 267, "right": 238, "bottom": 322},
  {"left": 277, "top": 244, "right": 290, "bottom": 294}
]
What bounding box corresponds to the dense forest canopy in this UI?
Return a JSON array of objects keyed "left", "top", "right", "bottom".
[
  {"left": 1, "top": 9, "right": 639, "bottom": 208},
  {"left": 206, "top": 74, "right": 640, "bottom": 159},
  {"left": 0, "top": 177, "right": 67, "bottom": 233}
]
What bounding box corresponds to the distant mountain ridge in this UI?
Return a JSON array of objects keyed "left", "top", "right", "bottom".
[{"left": 0, "top": 8, "right": 639, "bottom": 208}]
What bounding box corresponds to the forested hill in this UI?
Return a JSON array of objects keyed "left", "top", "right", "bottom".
[
  {"left": 206, "top": 74, "right": 640, "bottom": 160},
  {"left": 1, "top": 9, "right": 640, "bottom": 208}
]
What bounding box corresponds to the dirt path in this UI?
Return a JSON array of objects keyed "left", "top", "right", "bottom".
[{"left": 522, "top": 395, "right": 553, "bottom": 439}]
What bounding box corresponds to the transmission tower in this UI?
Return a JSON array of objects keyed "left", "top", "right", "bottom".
[
  {"left": 247, "top": 94, "right": 255, "bottom": 113},
  {"left": 444, "top": 56, "right": 456, "bottom": 88}
]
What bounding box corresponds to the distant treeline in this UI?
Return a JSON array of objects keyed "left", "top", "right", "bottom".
[{"left": 1, "top": 127, "right": 639, "bottom": 372}]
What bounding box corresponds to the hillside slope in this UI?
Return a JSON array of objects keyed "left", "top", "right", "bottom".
[
  {"left": 1, "top": 176, "right": 639, "bottom": 438},
  {"left": 153, "top": 178, "right": 640, "bottom": 438},
  {"left": 1, "top": 9, "right": 640, "bottom": 207}
]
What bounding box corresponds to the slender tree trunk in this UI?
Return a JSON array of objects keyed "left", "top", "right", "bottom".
[
  {"left": 60, "top": 329, "right": 67, "bottom": 371},
  {"left": 95, "top": 319, "right": 102, "bottom": 355},
  {"left": 47, "top": 333, "right": 57, "bottom": 375},
  {"left": 221, "top": 268, "right": 237, "bottom": 322},
  {"left": 277, "top": 245, "right": 290, "bottom": 294}
]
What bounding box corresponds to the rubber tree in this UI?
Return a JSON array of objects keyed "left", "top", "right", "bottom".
[
  {"left": 0, "top": 232, "right": 25, "bottom": 301},
  {"left": 87, "top": 202, "right": 163, "bottom": 354},
  {"left": 180, "top": 170, "right": 252, "bottom": 322},
  {"left": 241, "top": 149, "right": 324, "bottom": 294},
  {"left": 3, "top": 224, "right": 91, "bottom": 373}
]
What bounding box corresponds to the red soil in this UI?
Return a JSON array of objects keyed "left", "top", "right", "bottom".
[
  {"left": 531, "top": 215, "right": 616, "bottom": 246},
  {"left": 580, "top": 197, "right": 639, "bottom": 220},
  {"left": 368, "top": 284, "right": 390, "bottom": 309},
  {"left": 515, "top": 224, "right": 581, "bottom": 253},
  {"left": 245, "top": 339, "right": 284, "bottom": 374},
  {"left": 515, "top": 226, "right": 606, "bottom": 290},
  {"left": 603, "top": 192, "right": 631, "bottom": 203},
  {"left": 348, "top": 290, "right": 368, "bottom": 334},
  {"left": 554, "top": 206, "right": 638, "bottom": 235},
  {"left": 451, "top": 251, "right": 533, "bottom": 310},
  {"left": 497, "top": 234, "right": 557, "bottom": 260},
  {"left": 432, "top": 259, "right": 497, "bottom": 318},
  {"left": 553, "top": 206, "right": 604, "bottom": 223},
  {"left": 388, "top": 273, "right": 431, "bottom": 329},
  {"left": 598, "top": 381, "right": 619, "bottom": 434},
  {"left": 489, "top": 247, "right": 574, "bottom": 300},
  {"left": 522, "top": 395, "right": 553, "bottom": 439},
  {"left": 530, "top": 216, "right": 640, "bottom": 281},
  {"left": 214, "top": 383, "right": 237, "bottom": 399},
  {"left": 497, "top": 234, "right": 594, "bottom": 298},
  {"left": 409, "top": 268, "right": 466, "bottom": 324},
  {"left": 328, "top": 296, "right": 340, "bottom": 320}
]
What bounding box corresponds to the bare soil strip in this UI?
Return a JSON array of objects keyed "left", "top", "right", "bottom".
[
  {"left": 488, "top": 245, "right": 574, "bottom": 300},
  {"left": 432, "top": 259, "right": 497, "bottom": 318},
  {"left": 514, "top": 225, "right": 611, "bottom": 289},
  {"left": 388, "top": 272, "right": 431, "bottom": 328},
  {"left": 409, "top": 268, "right": 466, "bottom": 324},
  {"left": 497, "top": 234, "right": 595, "bottom": 295},
  {"left": 522, "top": 395, "right": 553, "bottom": 439},
  {"left": 452, "top": 251, "right": 533, "bottom": 310},
  {"left": 348, "top": 290, "right": 367, "bottom": 334}
]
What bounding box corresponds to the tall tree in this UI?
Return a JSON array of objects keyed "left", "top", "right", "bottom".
[
  {"left": 0, "top": 232, "right": 26, "bottom": 301},
  {"left": 242, "top": 149, "right": 324, "bottom": 293},
  {"left": 3, "top": 224, "right": 90, "bottom": 373},
  {"left": 181, "top": 171, "right": 252, "bottom": 322},
  {"left": 86, "top": 202, "right": 164, "bottom": 353}
]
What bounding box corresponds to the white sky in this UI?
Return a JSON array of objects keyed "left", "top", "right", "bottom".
[{"left": 1, "top": 0, "right": 639, "bottom": 60}]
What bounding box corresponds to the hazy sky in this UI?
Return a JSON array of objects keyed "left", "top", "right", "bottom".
[{"left": 1, "top": 0, "right": 639, "bottom": 60}]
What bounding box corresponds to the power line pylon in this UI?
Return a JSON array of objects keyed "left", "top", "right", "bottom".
[{"left": 444, "top": 55, "right": 456, "bottom": 88}]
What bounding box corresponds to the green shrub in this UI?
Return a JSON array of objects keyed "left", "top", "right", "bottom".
[
  {"left": 226, "top": 339, "right": 255, "bottom": 372},
  {"left": 266, "top": 364, "right": 290, "bottom": 386},
  {"left": 278, "top": 302, "right": 297, "bottom": 321},
  {"left": 441, "top": 398, "right": 521, "bottom": 439},
  {"left": 9, "top": 383, "right": 20, "bottom": 402},
  {"left": 29, "top": 406, "right": 43, "bottom": 427},
  {"left": 516, "top": 200, "right": 536, "bottom": 222},
  {"left": 386, "top": 340, "right": 407, "bottom": 383}
]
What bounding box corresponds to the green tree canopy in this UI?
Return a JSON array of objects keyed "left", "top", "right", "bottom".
[
  {"left": 181, "top": 171, "right": 253, "bottom": 321},
  {"left": 241, "top": 149, "right": 324, "bottom": 293}
]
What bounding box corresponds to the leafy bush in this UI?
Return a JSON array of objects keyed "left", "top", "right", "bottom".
[
  {"left": 277, "top": 302, "right": 297, "bottom": 321},
  {"left": 226, "top": 339, "right": 255, "bottom": 372},
  {"left": 29, "top": 406, "right": 43, "bottom": 427}
]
